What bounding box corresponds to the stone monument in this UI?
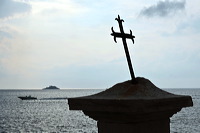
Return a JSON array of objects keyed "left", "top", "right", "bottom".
[{"left": 68, "top": 15, "right": 193, "bottom": 133}]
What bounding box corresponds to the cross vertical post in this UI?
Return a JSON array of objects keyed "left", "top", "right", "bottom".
[{"left": 111, "top": 15, "right": 136, "bottom": 84}]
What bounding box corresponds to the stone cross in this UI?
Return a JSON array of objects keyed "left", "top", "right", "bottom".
[{"left": 111, "top": 15, "right": 136, "bottom": 83}]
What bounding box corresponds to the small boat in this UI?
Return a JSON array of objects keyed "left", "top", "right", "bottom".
[{"left": 18, "top": 95, "right": 37, "bottom": 100}]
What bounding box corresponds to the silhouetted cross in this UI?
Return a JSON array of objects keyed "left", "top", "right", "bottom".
[{"left": 111, "top": 15, "right": 136, "bottom": 84}]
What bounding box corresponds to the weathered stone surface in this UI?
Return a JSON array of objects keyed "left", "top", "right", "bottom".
[
  {"left": 68, "top": 77, "right": 193, "bottom": 133},
  {"left": 69, "top": 77, "right": 192, "bottom": 113}
]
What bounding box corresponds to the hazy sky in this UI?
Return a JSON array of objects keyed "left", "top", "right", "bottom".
[{"left": 0, "top": 0, "right": 200, "bottom": 89}]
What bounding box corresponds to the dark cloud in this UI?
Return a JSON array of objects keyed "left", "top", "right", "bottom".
[
  {"left": 0, "top": 0, "right": 31, "bottom": 19},
  {"left": 140, "top": 0, "right": 185, "bottom": 17}
]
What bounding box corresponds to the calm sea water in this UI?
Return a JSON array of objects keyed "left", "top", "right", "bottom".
[{"left": 0, "top": 89, "right": 199, "bottom": 133}]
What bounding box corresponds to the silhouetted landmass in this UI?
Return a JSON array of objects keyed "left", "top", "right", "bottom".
[{"left": 43, "top": 85, "right": 60, "bottom": 90}]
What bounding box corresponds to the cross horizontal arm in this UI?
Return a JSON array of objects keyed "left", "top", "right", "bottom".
[
  {"left": 111, "top": 27, "right": 135, "bottom": 43},
  {"left": 111, "top": 32, "right": 135, "bottom": 41}
]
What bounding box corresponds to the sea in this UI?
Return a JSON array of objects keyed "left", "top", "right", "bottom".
[{"left": 0, "top": 88, "right": 199, "bottom": 133}]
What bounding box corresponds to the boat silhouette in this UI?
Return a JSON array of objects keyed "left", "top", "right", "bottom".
[{"left": 18, "top": 95, "right": 37, "bottom": 100}]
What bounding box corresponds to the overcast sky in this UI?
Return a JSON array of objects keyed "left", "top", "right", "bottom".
[{"left": 0, "top": 0, "right": 200, "bottom": 89}]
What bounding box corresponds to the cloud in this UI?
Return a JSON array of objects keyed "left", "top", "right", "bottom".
[
  {"left": 0, "top": 30, "right": 12, "bottom": 40},
  {"left": 140, "top": 0, "right": 185, "bottom": 17},
  {"left": 30, "top": 0, "right": 89, "bottom": 16},
  {"left": 0, "top": 0, "right": 31, "bottom": 19}
]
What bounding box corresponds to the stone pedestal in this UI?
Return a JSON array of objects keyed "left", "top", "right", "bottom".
[
  {"left": 97, "top": 119, "right": 169, "bottom": 133},
  {"left": 68, "top": 77, "right": 193, "bottom": 133}
]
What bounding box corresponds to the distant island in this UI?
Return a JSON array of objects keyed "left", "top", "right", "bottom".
[{"left": 43, "top": 85, "right": 60, "bottom": 90}]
